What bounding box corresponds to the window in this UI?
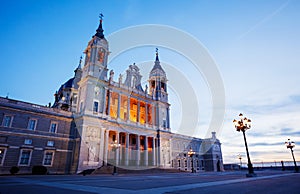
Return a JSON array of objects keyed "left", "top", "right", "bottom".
[
  {"left": 24, "top": 139, "right": 32, "bottom": 145},
  {"left": 43, "top": 151, "right": 54, "bottom": 166},
  {"left": 178, "top": 160, "right": 181, "bottom": 167},
  {"left": 73, "top": 94, "right": 77, "bottom": 104},
  {"left": 93, "top": 101, "right": 99, "bottom": 112},
  {"left": 28, "top": 119, "right": 37, "bottom": 130},
  {"left": 18, "top": 149, "right": 32, "bottom": 166},
  {"left": 3, "top": 115, "right": 13, "bottom": 127},
  {"left": 0, "top": 148, "right": 6, "bottom": 165},
  {"left": 131, "top": 137, "right": 136, "bottom": 145},
  {"left": 0, "top": 136, "right": 7, "bottom": 143},
  {"left": 47, "top": 140, "right": 54, "bottom": 147},
  {"left": 49, "top": 122, "right": 57, "bottom": 133},
  {"left": 80, "top": 101, "right": 84, "bottom": 112}
]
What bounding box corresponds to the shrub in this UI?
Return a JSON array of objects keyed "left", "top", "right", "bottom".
[
  {"left": 10, "top": 166, "right": 19, "bottom": 175},
  {"left": 32, "top": 165, "right": 47, "bottom": 175}
]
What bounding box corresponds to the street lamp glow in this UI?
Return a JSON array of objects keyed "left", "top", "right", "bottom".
[
  {"left": 237, "top": 154, "right": 242, "bottom": 170},
  {"left": 233, "top": 113, "right": 256, "bottom": 177},
  {"left": 110, "top": 140, "right": 121, "bottom": 175},
  {"left": 187, "top": 147, "right": 196, "bottom": 173}
]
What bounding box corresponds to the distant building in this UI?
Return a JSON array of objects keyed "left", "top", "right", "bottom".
[{"left": 0, "top": 17, "right": 223, "bottom": 174}]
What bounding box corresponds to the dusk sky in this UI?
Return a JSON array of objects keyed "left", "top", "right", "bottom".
[{"left": 1, "top": 0, "right": 299, "bottom": 164}]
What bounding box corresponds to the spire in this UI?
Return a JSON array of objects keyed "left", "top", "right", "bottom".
[
  {"left": 74, "top": 56, "right": 83, "bottom": 74},
  {"left": 77, "top": 56, "right": 82, "bottom": 69},
  {"left": 155, "top": 48, "right": 159, "bottom": 61},
  {"left": 150, "top": 48, "right": 166, "bottom": 78},
  {"left": 94, "top": 13, "right": 104, "bottom": 39}
]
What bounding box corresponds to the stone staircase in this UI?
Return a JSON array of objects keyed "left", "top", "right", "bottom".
[{"left": 92, "top": 165, "right": 185, "bottom": 175}]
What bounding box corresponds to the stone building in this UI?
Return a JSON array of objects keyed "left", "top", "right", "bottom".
[
  {"left": 0, "top": 17, "right": 223, "bottom": 174},
  {"left": 0, "top": 97, "right": 79, "bottom": 174}
]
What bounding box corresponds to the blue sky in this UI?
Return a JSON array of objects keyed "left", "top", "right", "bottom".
[{"left": 1, "top": 0, "right": 300, "bottom": 164}]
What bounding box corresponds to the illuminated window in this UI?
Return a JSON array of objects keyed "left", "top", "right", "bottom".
[
  {"left": 130, "top": 98, "right": 137, "bottom": 122},
  {"left": 18, "top": 149, "right": 32, "bottom": 166},
  {"left": 3, "top": 115, "right": 13, "bottom": 127},
  {"left": 147, "top": 104, "right": 153, "bottom": 125},
  {"left": 43, "top": 151, "right": 54, "bottom": 166},
  {"left": 120, "top": 95, "right": 127, "bottom": 120},
  {"left": 139, "top": 101, "right": 146, "bottom": 124},
  {"left": 109, "top": 92, "right": 118, "bottom": 118}
]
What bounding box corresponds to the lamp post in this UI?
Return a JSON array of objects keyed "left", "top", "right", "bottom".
[
  {"left": 237, "top": 154, "right": 242, "bottom": 170},
  {"left": 188, "top": 147, "right": 196, "bottom": 173},
  {"left": 285, "top": 139, "right": 299, "bottom": 173},
  {"left": 233, "top": 113, "right": 256, "bottom": 177},
  {"left": 111, "top": 140, "right": 121, "bottom": 175}
]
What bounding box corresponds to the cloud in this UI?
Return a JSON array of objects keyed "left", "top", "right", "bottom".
[
  {"left": 221, "top": 92, "right": 300, "bottom": 163},
  {"left": 290, "top": 95, "right": 300, "bottom": 103},
  {"left": 248, "top": 142, "right": 284, "bottom": 147}
]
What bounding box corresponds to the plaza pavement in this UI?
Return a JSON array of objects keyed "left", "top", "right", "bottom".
[{"left": 0, "top": 170, "right": 299, "bottom": 194}]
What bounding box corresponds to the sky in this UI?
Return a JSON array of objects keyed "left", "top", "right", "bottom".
[{"left": 1, "top": 0, "right": 300, "bottom": 165}]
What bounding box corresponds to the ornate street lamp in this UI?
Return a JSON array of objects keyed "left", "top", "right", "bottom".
[
  {"left": 233, "top": 113, "right": 256, "bottom": 177},
  {"left": 285, "top": 139, "right": 299, "bottom": 173},
  {"left": 188, "top": 147, "right": 196, "bottom": 173},
  {"left": 111, "top": 140, "right": 121, "bottom": 175}
]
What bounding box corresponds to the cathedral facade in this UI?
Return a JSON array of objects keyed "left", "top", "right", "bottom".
[{"left": 0, "top": 18, "right": 223, "bottom": 174}]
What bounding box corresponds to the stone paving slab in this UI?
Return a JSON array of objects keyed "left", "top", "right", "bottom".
[{"left": 0, "top": 170, "right": 299, "bottom": 194}]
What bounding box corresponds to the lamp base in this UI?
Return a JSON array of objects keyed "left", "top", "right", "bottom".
[{"left": 246, "top": 173, "right": 257, "bottom": 177}]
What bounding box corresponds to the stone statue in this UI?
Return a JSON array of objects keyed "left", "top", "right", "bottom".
[
  {"left": 89, "top": 146, "right": 96, "bottom": 162},
  {"left": 109, "top": 70, "right": 114, "bottom": 83},
  {"left": 145, "top": 84, "right": 148, "bottom": 94},
  {"left": 118, "top": 74, "right": 123, "bottom": 84}
]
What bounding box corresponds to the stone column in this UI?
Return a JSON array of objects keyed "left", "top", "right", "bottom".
[
  {"left": 104, "top": 130, "right": 109, "bottom": 165},
  {"left": 166, "top": 107, "right": 170, "bottom": 129},
  {"left": 117, "top": 94, "right": 121, "bottom": 119},
  {"left": 125, "top": 133, "right": 129, "bottom": 166},
  {"left": 107, "top": 91, "right": 111, "bottom": 116},
  {"left": 136, "top": 135, "right": 140, "bottom": 166},
  {"left": 115, "top": 132, "right": 120, "bottom": 166},
  {"left": 145, "top": 103, "right": 148, "bottom": 125},
  {"left": 99, "top": 128, "right": 105, "bottom": 165},
  {"left": 152, "top": 104, "right": 155, "bottom": 126},
  {"left": 102, "top": 88, "right": 107, "bottom": 114},
  {"left": 127, "top": 97, "right": 130, "bottom": 121},
  {"left": 144, "top": 136, "right": 148, "bottom": 166},
  {"left": 137, "top": 100, "right": 140, "bottom": 123},
  {"left": 152, "top": 137, "right": 156, "bottom": 166}
]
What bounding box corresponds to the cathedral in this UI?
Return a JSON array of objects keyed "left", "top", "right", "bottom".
[{"left": 0, "top": 17, "right": 223, "bottom": 174}]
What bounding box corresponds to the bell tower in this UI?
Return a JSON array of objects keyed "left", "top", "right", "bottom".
[
  {"left": 82, "top": 13, "right": 109, "bottom": 80},
  {"left": 149, "top": 48, "right": 168, "bottom": 102},
  {"left": 77, "top": 14, "right": 110, "bottom": 116},
  {"left": 149, "top": 49, "right": 170, "bottom": 130}
]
